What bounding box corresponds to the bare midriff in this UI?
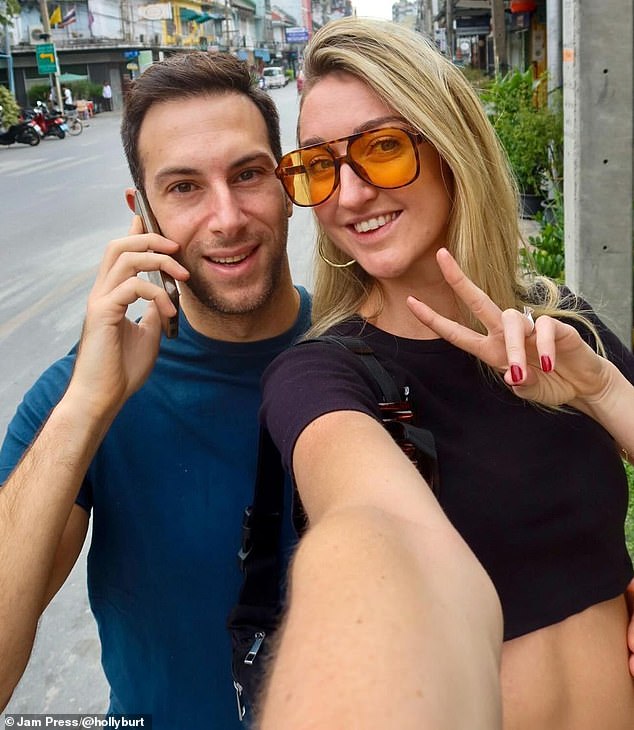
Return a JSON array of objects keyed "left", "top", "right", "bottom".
[{"left": 501, "top": 595, "right": 634, "bottom": 729}]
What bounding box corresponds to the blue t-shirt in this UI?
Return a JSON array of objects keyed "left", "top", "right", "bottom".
[{"left": 0, "top": 287, "right": 311, "bottom": 729}]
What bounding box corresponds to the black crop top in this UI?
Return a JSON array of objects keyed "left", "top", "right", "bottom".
[{"left": 261, "top": 304, "right": 634, "bottom": 640}]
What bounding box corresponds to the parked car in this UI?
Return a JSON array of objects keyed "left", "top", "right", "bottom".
[{"left": 262, "top": 67, "right": 287, "bottom": 89}]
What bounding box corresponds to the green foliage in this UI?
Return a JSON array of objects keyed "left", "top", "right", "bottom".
[
  {"left": 624, "top": 461, "right": 634, "bottom": 565},
  {"left": 482, "top": 69, "right": 563, "bottom": 196},
  {"left": 28, "top": 81, "right": 104, "bottom": 107},
  {"left": 0, "top": 84, "right": 20, "bottom": 126},
  {"left": 0, "top": 0, "right": 20, "bottom": 25},
  {"left": 67, "top": 80, "right": 103, "bottom": 102},
  {"left": 27, "top": 83, "right": 51, "bottom": 105},
  {"left": 459, "top": 66, "right": 491, "bottom": 92},
  {"left": 521, "top": 188, "right": 565, "bottom": 281}
]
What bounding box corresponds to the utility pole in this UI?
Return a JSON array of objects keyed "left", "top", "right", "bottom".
[
  {"left": 224, "top": 0, "right": 231, "bottom": 51},
  {"left": 37, "top": 0, "right": 62, "bottom": 112},
  {"left": 563, "top": 0, "right": 633, "bottom": 346},
  {"left": 490, "top": 0, "right": 508, "bottom": 75},
  {"left": 546, "top": 0, "right": 561, "bottom": 99},
  {"left": 423, "top": 0, "right": 433, "bottom": 37},
  {"left": 1, "top": 2, "right": 16, "bottom": 95},
  {"left": 445, "top": 0, "right": 453, "bottom": 60}
]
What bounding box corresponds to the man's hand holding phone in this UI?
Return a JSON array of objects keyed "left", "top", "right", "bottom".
[
  {"left": 134, "top": 189, "right": 180, "bottom": 338},
  {"left": 67, "top": 206, "right": 189, "bottom": 421}
]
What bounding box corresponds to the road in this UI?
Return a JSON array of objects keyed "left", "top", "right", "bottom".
[{"left": 0, "top": 82, "right": 314, "bottom": 715}]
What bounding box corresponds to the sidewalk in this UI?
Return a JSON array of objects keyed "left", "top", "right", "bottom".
[{"left": 519, "top": 216, "right": 540, "bottom": 241}]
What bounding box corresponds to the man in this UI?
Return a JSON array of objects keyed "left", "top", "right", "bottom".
[
  {"left": 62, "top": 85, "right": 74, "bottom": 110},
  {"left": 102, "top": 81, "right": 112, "bottom": 112},
  {"left": 0, "top": 52, "right": 310, "bottom": 728}
]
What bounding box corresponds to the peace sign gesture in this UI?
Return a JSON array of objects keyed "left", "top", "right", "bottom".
[{"left": 406, "top": 248, "right": 616, "bottom": 412}]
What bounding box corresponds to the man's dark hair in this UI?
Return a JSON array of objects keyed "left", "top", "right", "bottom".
[{"left": 121, "top": 51, "right": 282, "bottom": 190}]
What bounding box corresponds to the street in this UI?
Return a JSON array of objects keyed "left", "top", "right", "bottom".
[{"left": 0, "top": 82, "right": 314, "bottom": 715}]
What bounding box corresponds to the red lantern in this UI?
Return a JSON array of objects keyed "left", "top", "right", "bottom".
[{"left": 510, "top": 1, "right": 537, "bottom": 12}]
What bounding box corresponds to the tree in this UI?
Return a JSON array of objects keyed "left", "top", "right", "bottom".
[
  {"left": 0, "top": 84, "right": 20, "bottom": 126},
  {"left": 1, "top": 0, "right": 21, "bottom": 26}
]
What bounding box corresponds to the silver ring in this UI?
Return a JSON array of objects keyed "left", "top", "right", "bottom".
[{"left": 522, "top": 305, "right": 535, "bottom": 334}]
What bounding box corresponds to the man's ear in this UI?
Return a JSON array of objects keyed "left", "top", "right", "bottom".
[
  {"left": 125, "top": 187, "right": 137, "bottom": 213},
  {"left": 286, "top": 195, "right": 293, "bottom": 218}
]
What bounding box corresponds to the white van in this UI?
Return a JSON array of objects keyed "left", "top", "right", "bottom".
[{"left": 262, "top": 67, "right": 287, "bottom": 89}]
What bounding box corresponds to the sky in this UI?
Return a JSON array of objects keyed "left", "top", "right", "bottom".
[{"left": 352, "top": 0, "right": 393, "bottom": 20}]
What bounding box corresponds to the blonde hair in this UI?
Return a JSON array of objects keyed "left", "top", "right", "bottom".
[{"left": 300, "top": 18, "right": 600, "bottom": 350}]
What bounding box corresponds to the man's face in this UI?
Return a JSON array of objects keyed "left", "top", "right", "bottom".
[{"left": 138, "top": 92, "right": 292, "bottom": 318}]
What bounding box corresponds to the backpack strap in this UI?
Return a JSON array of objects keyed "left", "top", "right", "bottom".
[
  {"left": 227, "top": 426, "right": 285, "bottom": 720},
  {"left": 300, "top": 335, "right": 440, "bottom": 496},
  {"left": 236, "top": 426, "right": 284, "bottom": 604},
  {"left": 307, "top": 335, "right": 402, "bottom": 403},
  {"left": 228, "top": 335, "right": 440, "bottom": 721}
]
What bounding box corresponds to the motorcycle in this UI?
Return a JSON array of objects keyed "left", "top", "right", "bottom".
[
  {"left": 0, "top": 104, "right": 41, "bottom": 147},
  {"left": 22, "top": 101, "right": 68, "bottom": 140}
]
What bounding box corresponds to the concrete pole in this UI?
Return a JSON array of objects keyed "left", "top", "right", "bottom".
[
  {"left": 2, "top": 13, "right": 16, "bottom": 95},
  {"left": 546, "top": 0, "right": 561, "bottom": 97},
  {"left": 445, "top": 0, "right": 453, "bottom": 60},
  {"left": 37, "top": 0, "right": 62, "bottom": 112},
  {"left": 562, "top": 0, "right": 633, "bottom": 347},
  {"left": 490, "top": 0, "right": 508, "bottom": 75},
  {"left": 423, "top": 0, "right": 433, "bottom": 37}
]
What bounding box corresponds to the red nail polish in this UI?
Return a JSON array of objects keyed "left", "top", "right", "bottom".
[
  {"left": 510, "top": 364, "right": 523, "bottom": 384},
  {"left": 541, "top": 355, "right": 553, "bottom": 373}
]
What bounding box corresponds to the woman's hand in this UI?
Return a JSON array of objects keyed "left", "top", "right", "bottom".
[{"left": 406, "top": 248, "right": 614, "bottom": 411}]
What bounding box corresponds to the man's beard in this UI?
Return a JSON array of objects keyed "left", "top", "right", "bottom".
[{"left": 182, "top": 233, "right": 288, "bottom": 316}]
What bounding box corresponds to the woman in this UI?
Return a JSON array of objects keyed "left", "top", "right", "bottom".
[{"left": 261, "top": 17, "right": 634, "bottom": 730}]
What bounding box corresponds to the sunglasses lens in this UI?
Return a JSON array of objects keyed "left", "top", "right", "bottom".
[
  {"left": 277, "top": 127, "right": 420, "bottom": 207},
  {"left": 350, "top": 128, "right": 418, "bottom": 189},
  {"left": 278, "top": 147, "right": 336, "bottom": 206}
]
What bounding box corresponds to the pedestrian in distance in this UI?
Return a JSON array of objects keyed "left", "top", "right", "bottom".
[
  {"left": 102, "top": 81, "right": 113, "bottom": 112},
  {"left": 0, "top": 51, "right": 310, "bottom": 729},
  {"left": 62, "top": 85, "right": 75, "bottom": 111},
  {"left": 264, "top": 17, "right": 634, "bottom": 730}
]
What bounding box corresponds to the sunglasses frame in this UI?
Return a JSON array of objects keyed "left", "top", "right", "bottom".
[{"left": 275, "top": 126, "right": 425, "bottom": 208}]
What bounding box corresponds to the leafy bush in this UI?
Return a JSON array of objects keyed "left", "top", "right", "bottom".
[
  {"left": 27, "top": 84, "right": 51, "bottom": 106},
  {"left": 482, "top": 69, "right": 563, "bottom": 196},
  {"left": 68, "top": 81, "right": 103, "bottom": 103},
  {"left": 521, "top": 188, "right": 565, "bottom": 281},
  {"left": 28, "top": 81, "right": 103, "bottom": 107},
  {"left": 460, "top": 66, "right": 490, "bottom": 91},
  {"left": 0, "top": 85, "right": 20, "bottom": 127}
]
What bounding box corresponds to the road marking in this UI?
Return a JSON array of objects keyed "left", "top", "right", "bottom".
[
  {"left": 2, "top": 154, "right": 102, "bottom": 177},
  {"left": 0, "top": 265, "right": 98, "bottom": 340}
]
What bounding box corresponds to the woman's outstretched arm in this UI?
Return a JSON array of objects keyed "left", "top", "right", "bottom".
[{"left": 258, "top": 410, "right": 503, "bottom": 730}]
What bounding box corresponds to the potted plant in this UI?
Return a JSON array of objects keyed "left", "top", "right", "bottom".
[{"left": 482, "top": 69, "right": 563, "bottom": 217}]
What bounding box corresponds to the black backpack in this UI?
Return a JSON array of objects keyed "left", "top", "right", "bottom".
[{"left": 226, "top": 336, "right": 439, "bottom": 721}]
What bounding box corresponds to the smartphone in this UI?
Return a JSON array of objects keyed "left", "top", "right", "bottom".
[{"left": 134, "top": 189, "right": 179, "bottom": 338}]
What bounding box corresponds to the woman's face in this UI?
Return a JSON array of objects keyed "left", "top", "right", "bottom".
[{"left": 299, "top": 73, "right": 453, "bottom": 284}]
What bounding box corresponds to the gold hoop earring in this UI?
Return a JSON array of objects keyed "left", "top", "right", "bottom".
[{"left": 318, "top": 239, "right": 356, "bottom": 268}]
